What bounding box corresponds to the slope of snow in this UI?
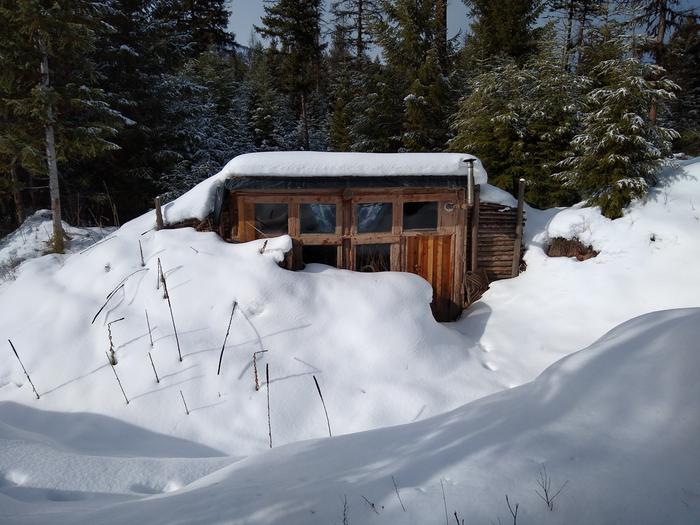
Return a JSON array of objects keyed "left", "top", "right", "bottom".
[{"left": 2, "top": 308, "right": 699, "bottom": 524}]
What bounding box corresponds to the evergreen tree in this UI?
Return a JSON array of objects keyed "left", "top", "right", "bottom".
[
  {"left": 177, "top": 0, "right": 234, "bottom": 55},
  {"left": 451, "top": 30, "right": 587, "bottom": 207},
  {"left": 556, "top": 32, "right": 679, "bottom": 218},
  {"left": 462, "top": 0, "right": 544, "bottom": 65},
  {"left": 255, "top": 0, "right": 325, "bottom": 150},
  {"left": 331, "top": 0, "right": 381, "bottom": 61},
  {"left": 402, "top": 48, "right": 451, "bottom": 151},
  {"left": 663, "top": 15, "right": 700, "bottom": 154},
  {"left": 0, "top": 0, "right": 126, "bottom": 252}
]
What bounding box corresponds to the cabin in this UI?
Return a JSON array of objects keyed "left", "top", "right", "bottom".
[{"left": 160, "top": 152, "right": 525, "bottom": 322}]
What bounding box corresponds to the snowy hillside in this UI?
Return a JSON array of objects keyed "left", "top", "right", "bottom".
[
  {"left": 0, "top": 158, "right": 698, "bottom": 523},
  {"left": 2, "top": 308, "right": 699, "bottom": 524}
]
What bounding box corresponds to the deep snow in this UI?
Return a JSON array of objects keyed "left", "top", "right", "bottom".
[{"left": 0, "top": 157, "right": 698, "bottom": 523}]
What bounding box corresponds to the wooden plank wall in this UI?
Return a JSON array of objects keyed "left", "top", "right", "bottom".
[{"left": 469, "top": 202, "right": 526, "bottom": 281}]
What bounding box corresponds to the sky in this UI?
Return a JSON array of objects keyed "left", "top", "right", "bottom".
[
  {"left": 228, "top": 0, "right": 469, "bottom": 47},
  {"left": 228, "top": 0, "right": 700, "bottom": 49}
]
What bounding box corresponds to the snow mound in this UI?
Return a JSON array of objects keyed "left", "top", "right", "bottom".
[
  {"left": 3, "top": 308, "right": 697, "bottom": 524},
  {"left": 0, "top": 210, "right": 114, "bottom": 270}
]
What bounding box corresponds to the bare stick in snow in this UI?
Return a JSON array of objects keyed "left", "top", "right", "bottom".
[
  {"left": 454, "top": 511, "right": 463, "bottom": 525},
  {"left": 138, "top": 240, "right": 145, "bottom": 267},
  {"left": 441, "top": 479, "right": 449, "bottom": 525},
  {"left": 180, "top": 389, "right": 189, "bottom": 415},
  {"left": 361, "top": 495, "right": 382, "bottom": 515},
  {"left": 107, "top": 317, "right": 125, "bottom": 365},
  {"left": 340, "top": 494, "right": 349, "bottom": 525},
  {"left": 148, "top": 352, "right": 160, "bottom": 383},
  {"left": 505, "top": 495, "right": 519, "bottom": 525},
  {"left": 266, "top": 363, "right": 272, "bottom": 448},
  {"left": 392, "top": 475, "right": 406, "bottom": 512},
  {"left": 106, "top": 352, "right": 129, "bottom": 404},
  {"left": 259, "top": 239, "right": 268, "bottom": 254},
  {"left": 155, "top": 196, "right": 164, "bottom": 230},
  {"left": 534, "top": 464, "right": 568, "bottom": 511},
  {"left": 145, "top": 309, "right": 153, "bottom": 347},
  {"left": 312, "top": 375, "right": 332, "bottom": 437},
  {"left": 8, "top": 339, "right": 40, "bottom": 399},
  {"left": 91, "top": 284, "right": 123, "bottom": 324},
  {"left": 217, "top": 301, "right": 237, "bottom": 375},
  {"left": 158, "top": 259, "right": 181, "bottom": 361},
  {"left": 91, "top": 268, "right": 148, "bottom": 324},
  {"left": 253, "top": 349, "right": 268, "bottom": 391},
  {"left": 189, "top": 246, "right": 199, "bottom": 254}
]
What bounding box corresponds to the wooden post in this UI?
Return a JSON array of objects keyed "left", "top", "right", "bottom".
[
  {"left": 466, "top": 160, "right": 475, "bottom": 208},
  {"left": 512, "top": 178, "right": 525, "bottom": 277},
  {"left": 155, "top": 196, "right": 164, "bottom": 230},
  {"left": 471, "top": 185, "right": 480, "bottom": 272}
]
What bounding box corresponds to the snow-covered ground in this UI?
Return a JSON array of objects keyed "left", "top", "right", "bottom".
[{"left": 0, "top": 158, "right": 698, "bottom": 523}]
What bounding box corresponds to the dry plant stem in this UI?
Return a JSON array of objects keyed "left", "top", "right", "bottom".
[
  {"left": 158, "top": 258, "right": 181, "bottom": 362},
  {"left": 106, "top": 352, "right": 129, "bottom": 404},
  {"left": 148, "top": 352, "right": 159, "bottom": 383},
  {"left": 535, "top": 465, "right": 568, "bottom": 511},
  {"left": 259, "top": 239, "right": 268, "bottom": 254},
  {"left": 253, "top": 350, "right": 268, "bottom": 391},
  {"left": 313, "top": 375, "right": 332, "bottom": 437},
  {"left": 506, "top": 495, "right": 519, "bottom": 525},
  {"left": 361, "top": 495, "right": 380, "bottom": 515},
  {"left": 180, "top": 389, "right": 189, "bottom": 415},
  {"left": 8, "top": 339, "right": 40, "bottom": 399},
  {"left": 441, "top": 479, "right": 449, "bottom": 525},
  {"left": 138, "top": 240, "right": 145, "bottom": 266},
  {"left": 217, "top": 301, "right": 237, "bottom": 375},
  {"left": 91, "top": 268, "right": 148, "bottom": 324},
  {"left": 266, "top": 363, "right": 272, "bottom": 448},
  {"left": 340, "top": 494, "right": 349, "bottom": 525},
  {"left": 145, "top": 309, "right": 153, "bottom": 347},
  {"left": 392, "top": 475, "right": 406, "bottom": 512}
]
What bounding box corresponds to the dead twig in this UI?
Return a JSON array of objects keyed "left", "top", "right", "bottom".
[
  {"left": 441, "top": 479, "right": 449, "bottom": 525},
  {"left": 361, "top": 495, "right": 382, "bottom": 515},
  {"left": 106, "top": 317, "right": 125, "bottom": 365},
  {"left": 253, "top": 349, "right": 268, "bottom": 391},
  {"left": 180, "top": 389, "right": 189, "bottom": 415},
  {"left": 217, "top": 301, "right": 237, "bottom": 375},
  {"left": 259, "top": 239, "right": 268, "bottom": 254},
  {"left": 535, "top": 464, "right": 568, "bottom": 511},
  {"left": 106, "top": 351, "right": 129, "bottom": 404},
  {"left": 8, "top": 339, "right": 40, "bottom": 399},
  {"left": 266, "top": 363, "right": 272, "bottom": 448},
  {"left": 506, "top": 494, "right": 519, "bottom": 525},
  {"left": 392, "top": 475, "right": 406, "bottom": 512},
  {"left": 145, "top": 309, "right": 153, "bottom": 347},
  {"left": 148, "top": 352, "right": 159, "bottom": 383},
  {"left": 313, "top": 375, "right": 332, "bottom": 437},
  {"left": 158, "top": 258, "right": 181, "bottom": 362}
]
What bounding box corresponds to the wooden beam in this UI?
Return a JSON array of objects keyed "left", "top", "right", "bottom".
[
  {"left": 511, "top": 178, "right": 525, "bottom": 277},
  {"left": 470, "top": 185, "right": 480, "bottom": 272}
]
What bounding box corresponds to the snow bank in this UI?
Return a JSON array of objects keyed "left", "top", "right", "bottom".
[
  {"left": 3, "top": 308, "right": 698, "bottom": 524},
  {"left": 0, "top": 210, "right": 114, "bottom": 269},
  {"left": 162, "top": 151, "right": 488, "bottom": 223}
]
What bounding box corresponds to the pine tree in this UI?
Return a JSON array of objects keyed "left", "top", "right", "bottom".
[
  {"left": 663, "top": 15, "right": 700, "bottom": 154},
  {"left": 402, "top": 48, "right": 451, "bottom": 151},
  {"left": 255, "top": 0, "right": 325, "bottom": 150},
  {"left": 0, "top": 0, "right": 127, "bottom": 252},
  {"left": 462, "top": 0, "right": 544, "bottom": 65},
  {"left": 556, "top": 32, "right": 680, "bottom": 218},
  {"left": 331, "top": 0, "right": 381, "bottom": 61},
  {"left": 451, "top": 29, "right": 588, "bottom": 208},
  {"left": 177, "top": 0, "right": 234, "bottom": 55}
]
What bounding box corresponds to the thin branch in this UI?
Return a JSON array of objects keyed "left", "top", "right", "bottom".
[{"left": 217, "top": 301, "right": 237, "bottom": 375}]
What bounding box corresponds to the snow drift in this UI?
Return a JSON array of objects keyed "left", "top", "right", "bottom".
[{"left": 2, "top": 308, "right": 699, "bottom": 524}]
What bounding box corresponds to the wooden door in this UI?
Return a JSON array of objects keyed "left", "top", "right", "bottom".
[{"left": 404, "top": 235, "right": 454, "bottom": 321}]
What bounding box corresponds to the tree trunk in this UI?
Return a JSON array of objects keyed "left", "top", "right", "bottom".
[
  {"left": 356, "top": 0, "right": 364, "bottom": 59},
  {"left": 650, "top": 1, "right": 669, "bottom": 125},
  {"left": 300, "top": 92, "right": 310, "bottom": 151},
  {"left": 436, "top": 0, "right": 448, "bottom": 69},
  {"left": 10, "top": 165, "right": 24, "bottom": 226},
  {"left": 40, "top": 47, "right": 64, "bottom": 253},
  {"left": 562, "top": 0, "right": 575, "bottom": 70}
]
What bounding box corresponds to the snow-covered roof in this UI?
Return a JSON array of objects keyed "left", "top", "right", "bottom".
[{"left": 220, "top": 152, "right": 488, "bottom": 183}]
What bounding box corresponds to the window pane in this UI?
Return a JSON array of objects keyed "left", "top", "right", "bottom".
[
  {"left": 300, "top": 203, "right": 336, "bottom": 234},
  {"left": 356, "top": 244, "right": 391, "bottom": 272},
  {"left": 254, "top": 203, "right": 288, "bottom": 233},
  {"left": 302, "top": 245, "right": 337, "bottom": 267},
  {"left": 403, "top": 201, "right": 438, "bottom": 230},
  {"left": 357, "top": 203, "right": 392, "bottom": 233}
]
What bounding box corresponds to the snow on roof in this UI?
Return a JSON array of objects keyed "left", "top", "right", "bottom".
[
  {"left": 220, "top": 152, "right": 488, "bottom": 183},
  {"left": 163, "top": 152, "right": 491, "bottom": 224}
]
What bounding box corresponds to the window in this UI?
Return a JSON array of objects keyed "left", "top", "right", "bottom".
[
  {"left": 356, "top": 244, "right": 391, "bottom": 272},
  {"left": 357, "top": 203, "right": 392, "bottom": 233},
  {"left": 403, "top": 201, "right": 438, "bottom": 230},
  {"left": 254, "top": 203, "right": 288, "bottom": 234},
  {"left": 302, "top": 245, "right": 337, "bottom": 267},
  {"left": 300, "top": 203, "right": 336, "bottom": 234}
]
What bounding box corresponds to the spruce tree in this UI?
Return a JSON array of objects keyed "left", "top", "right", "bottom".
[
  {"left": 0, "top": 0, "right": 126, "bottom": 252},
  {"left": 556, "top": 32, "right": 679, "bottom": 218}
]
